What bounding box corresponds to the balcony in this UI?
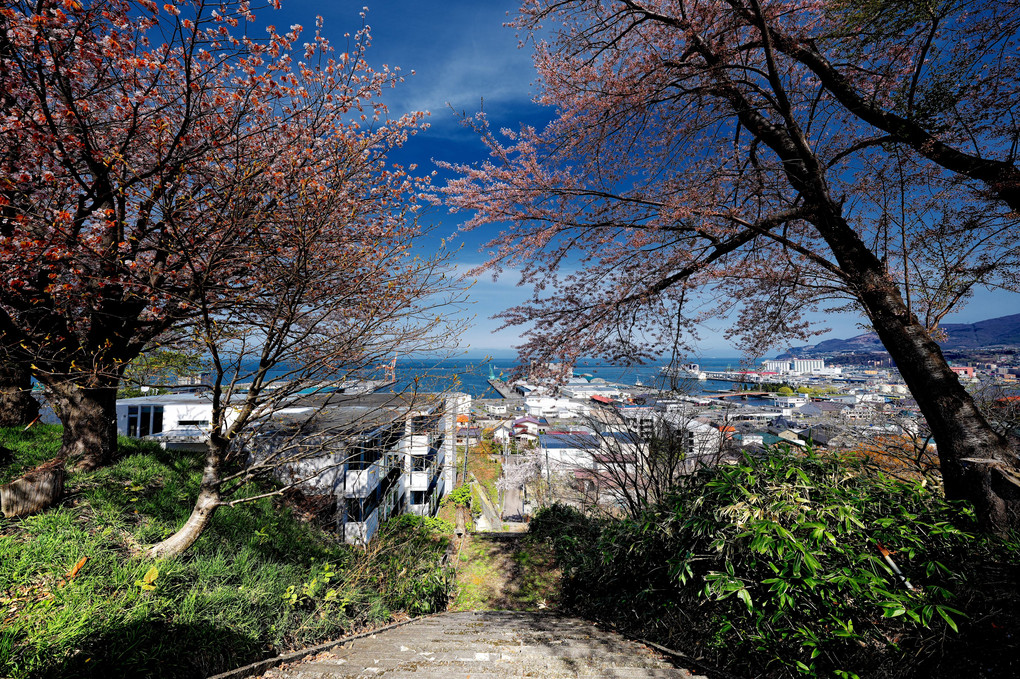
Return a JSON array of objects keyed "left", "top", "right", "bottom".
[
  {"left": 409, "top": 468, "right": 431, "bottom": 491},
  {"left": 400, "top": 432, "right": 441, "bottom": 456},
  {"left": 344, "top": 465, "right": 380, "bottom": 498},
  {"left": 343, "top": 507, "right": 379, "bottom": 545},
  {"left": 409, "top": 476, "right": 445, "bottom": 517}
]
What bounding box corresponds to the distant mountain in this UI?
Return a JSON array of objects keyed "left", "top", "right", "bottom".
[{"left": 780, "top": 313, "right": 1020, "bottom": 358}]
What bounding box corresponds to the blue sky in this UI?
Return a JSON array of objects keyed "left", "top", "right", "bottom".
[{"left": 273, "top": 1, "right": 1019, "bottom": 359}]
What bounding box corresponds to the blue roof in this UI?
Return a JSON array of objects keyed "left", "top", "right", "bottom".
[
  {"left": 599, "top": 431, "right": 641, "bottom": 445},
  {"left": 540, "top": 433, "right": 601, "bottom": 450}
]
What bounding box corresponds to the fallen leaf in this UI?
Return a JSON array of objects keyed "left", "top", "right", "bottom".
[{"left": 66, "top": 556, "right": 88, "bottom": 580}]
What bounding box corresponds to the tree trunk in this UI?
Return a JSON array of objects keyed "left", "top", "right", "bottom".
[
  {"left": 0, "top": 361, "right": 39, "bottom": 427},
  {"left": 48, "top": 383, "right": 119, "bottom": 471},
  {"left": 812, "top": 204, "right": 1020, "bottom": 532},
  {"left": 147, "top": 443, "right": 224, "bottom": 558}
]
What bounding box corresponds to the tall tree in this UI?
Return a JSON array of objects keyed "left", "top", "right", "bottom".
[
  {"left": 443, "top": 0, "right": 1020, "bottom": 529},
  {"left": 147, "top": 175, "right": 463, "bottom": 557},
  {"left": 0, "top": 1, "right": 426, "bottom": 469}
]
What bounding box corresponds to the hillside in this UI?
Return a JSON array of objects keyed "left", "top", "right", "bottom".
[{"left": 781, "top": 313, "right": 1020, "bottom": 357}]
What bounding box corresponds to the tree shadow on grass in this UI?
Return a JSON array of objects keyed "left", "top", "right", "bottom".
[
  {"left": 35, "top": 619, "right": 266, "bottom": 679},
  {"left": 466, "top": 533, "right": 560, "bottom": 611}
]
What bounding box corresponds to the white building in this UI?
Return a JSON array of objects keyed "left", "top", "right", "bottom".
[
  {"left": 538, "top": 433, "right": 604, "bottom": 470},
  {"left": 658, "top": 411, "right": 724, "bottom": 459},
  {"left": 116, "top": 391, "right": 469, "bottom": 545},
  {"left": 792, "top": 359, "right": 825, "bottom": 374},
  {"left": 617, "top": 406, "right": 657, "bottom": 440},
  {"left": 559, "top": 380, "right": 633, "bottom": 401},
  {"left": 773, "top": 394, "right": 809, "bottom": 408},
  {"left": 762, "top": 360, "right": 791, "bottom": 373},
  {"left": 117, "top": 392, "right": 226, "bottom": 453},
  {"left": 525, "top": 396, "right": 590, "bottom": 420},
  {"left": 841, "top": 403, "right": 878, "bottom": 422},
  {"left": 490, "top": 420, "right": 515, "bottom": 444}
]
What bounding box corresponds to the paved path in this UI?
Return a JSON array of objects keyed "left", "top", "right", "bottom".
[
  {"left": 502, "top": 483, "right": 524, "bottom": 521},
  {"left": 258, "top": 611, "right": 705, "bottom": 679}
]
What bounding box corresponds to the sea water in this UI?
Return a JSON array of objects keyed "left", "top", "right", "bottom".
[{"left": 389, "top": 356, "right": 764, "bottom": 399}]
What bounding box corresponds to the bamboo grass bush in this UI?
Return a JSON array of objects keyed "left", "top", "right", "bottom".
[{"left": 530, "top": 447, "right": 1020, "bottom": 678}]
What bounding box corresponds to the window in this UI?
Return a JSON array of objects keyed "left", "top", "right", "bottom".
[
  {"left": 127, "top": 405, "right": 164, "bottom": 438},
  {"left": 346, "top": 493, "right": 380, "bottom": 523},
  {"left": 411, "top": 490, "right": 427, "bottom": 505},
  {"left": 412, "top": 454, "right": 435, "bottom": 472},
  {"left": 347, "top": 445, "right": 382, "bottom": 470},
  {"left": 140, "top": 406, "right": 151, "bottom": 437}
]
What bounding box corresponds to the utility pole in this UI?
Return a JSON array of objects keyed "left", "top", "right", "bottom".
[
  {"left": 461, "top": 408, "right": 471, "bottom": 484},
  {"left": 545, "top": 443, "right": 551, "bottom": 505}
]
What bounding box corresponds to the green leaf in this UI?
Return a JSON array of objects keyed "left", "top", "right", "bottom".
[
  {"left": 134, "top": 565, "right": 159, "bottom": 591},
  {"left": 936, "top": 606, "right": 963, "bottom": 633},
  {"left": 737, "top": 588, "right": 753, "bottom": 610}
]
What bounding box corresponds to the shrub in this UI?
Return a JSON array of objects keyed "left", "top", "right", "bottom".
[
  {"left": 532, "top": 447, "right": 1019, "bottom": 678},
  {"left": 369, "top": 515, "right": 454, "bottom": 615},
  {"left": 443, "top": 484, "right": 472, "bottom": 508}
]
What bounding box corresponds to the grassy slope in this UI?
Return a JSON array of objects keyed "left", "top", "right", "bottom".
[
  {"left": 465, "top": 441, "right": 501, "bottom": 508},
  {"left": 450, "top": 533, "right": 560, "bottom": 612},
  {"left": 0, "top": 428, "right": 450, "bottom": 679}
]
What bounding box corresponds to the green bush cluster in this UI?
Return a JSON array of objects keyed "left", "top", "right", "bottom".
[
  {"left": 277, "top": 515, "right": 452, "bottom": 622},
  {"left": 443, "top": 484, "right": 472, "bottom": 508},
  {"left": 370, "top": 514, "right": 454, "bottom": 616},
  {"left": 530, "top": 448, "right": 1019, "bottom": 678}
]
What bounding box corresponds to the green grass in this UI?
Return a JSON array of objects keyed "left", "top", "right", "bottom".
[
  {"left": 0, "top": 425, "right": 63, "bottom": 485},
  {"left": 1, "top": 428, "right": 451, "bottom": 679},
  {"left": 465, "top": 442, "right": 501, "bottom": 508},
  {"left": 450, "top": 534, "right": 559, "bottom": 612}
]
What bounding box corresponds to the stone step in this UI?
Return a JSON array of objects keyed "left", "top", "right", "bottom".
[
  {"left": 265, "top": 665, "right": 695, "bottom": 678},
  {"left": 255, "top": 612, "right": 708, "bottom": 679},
  {"left": 329, "top": 650, "right": 668, "bottom": 665},
  {"left": 342, "top": 638, "right": 657, "bottom": 653}
]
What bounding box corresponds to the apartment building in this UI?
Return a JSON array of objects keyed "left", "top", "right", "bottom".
[{"left": 116, "top": 391, "right": 469, "bottom": 544}]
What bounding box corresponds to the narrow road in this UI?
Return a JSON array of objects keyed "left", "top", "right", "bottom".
[
  {"left": 257, "top": 611, "right": 705, "bottom": 678},
  {"left": 502, "top": 482, "right": 524, "bottom": 521}
]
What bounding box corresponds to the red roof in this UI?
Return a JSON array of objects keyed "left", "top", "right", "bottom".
[{"left": 591, "top": 395, "right": 615, "bottom": 404}]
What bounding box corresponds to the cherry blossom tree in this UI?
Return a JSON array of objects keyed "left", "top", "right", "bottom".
[
  {"left": 443, "top": 0, "right": 1020, "bottom": 530},
  {"left": 0, "top": 1, "right": 431, "bottom": 469}
]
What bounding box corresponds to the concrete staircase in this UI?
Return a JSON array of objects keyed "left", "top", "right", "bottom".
[{"left": 258, "top": 611, "right": 705, "bottom": 678}]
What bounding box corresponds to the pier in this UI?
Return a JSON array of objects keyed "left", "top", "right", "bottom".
[
  {"left": 702, "top": 391, "right": 770, "bottom": 399},
  {"left": 487, "top": 378, "right": 516, "bottom": 398}
]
